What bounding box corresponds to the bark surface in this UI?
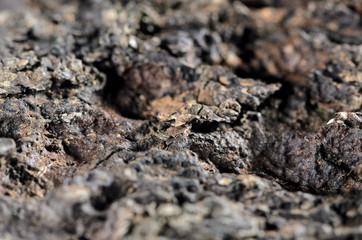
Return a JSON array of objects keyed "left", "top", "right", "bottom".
[{"left": 0, "top": 0, "right": 361, "bottom": 239}]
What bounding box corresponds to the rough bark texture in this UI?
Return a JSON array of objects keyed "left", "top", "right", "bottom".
[{"left": 0, "top": 0, "right": 361, "bottom": 239}]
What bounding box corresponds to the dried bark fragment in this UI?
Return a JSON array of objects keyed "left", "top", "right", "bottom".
[{"left": 132, "top": 65, "right": 280, "bottom": 173}]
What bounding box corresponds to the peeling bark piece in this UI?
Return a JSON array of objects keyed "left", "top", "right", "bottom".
[
  {"left": 195, "top": 66, "right": 281, "bottom": 108},
  {"left": 0, "top": 71, "right": 20, "bottom": 96},
  {"left": 0, "top": 55, "right": 52, "bottom": 97},
  {"left": 135, "top": 66, "right": 279, "bottom": 173}
]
